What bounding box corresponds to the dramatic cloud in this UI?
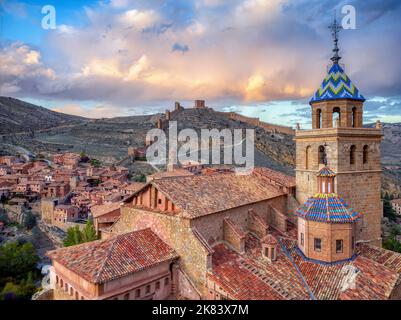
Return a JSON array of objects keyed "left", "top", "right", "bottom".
[{"left": 1, "top": 0, "right": 400, "bottom": 123}]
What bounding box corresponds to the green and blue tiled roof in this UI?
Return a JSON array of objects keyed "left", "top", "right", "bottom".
[
  {"left": 296, "top": 193, "right": 362, "bottom": 223},
  {"left": 317, "top": 167, "right": 336, "bottom": 177},
  {"left": 310, "top": 63, "right": 365, "bottom": 103}
]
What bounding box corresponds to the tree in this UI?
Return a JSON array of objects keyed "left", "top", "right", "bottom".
[
  {"left": 82, "top": 220, "right": 98, "bottom": 243},
  {"left": 22, "top": 211, "right": 37, "bottom": 230},
  {"left": 0, "top": 194, "right": 7, "bottom": 208},
  {"left": 90, "top": 159, "right": 101, "bottom": 168},
  {"left": 383, "top": 237, "right": 401, "bottom": 253},
  {"left": 63, "top": 225, "right": 83, "bottom": 247},
  {"left": 0, "top": 242, "right": 39, "bottom": 288},
  {"left": 134, "top": 174, "right": 146, "bottom": 183},
  {"left": 63, "top": 221, "right": 98, "bottom": 247},
  {"left": 0, "top": 211, "right": 9, "bottom": 225},
  {"left": 383, "top": 197, "right": 397, "bottom": 222}
]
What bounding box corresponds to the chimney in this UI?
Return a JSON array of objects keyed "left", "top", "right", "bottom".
[
  {"left": 175, "top": 101, "right": 181, "bottom": 111},
  {"left": 195, "top": 100, "right": 205, "bottom": 109},
  {"left": 166, "top": 110, "right": 171, "bottom": 120}
]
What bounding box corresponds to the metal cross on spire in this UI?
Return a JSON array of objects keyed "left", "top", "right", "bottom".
[{"left": 329, "top": 13, "right": 342, "bottom": 64}]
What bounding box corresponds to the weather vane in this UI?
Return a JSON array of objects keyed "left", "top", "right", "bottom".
[{"left": 329, "top": 12, "right": 342, "bottom": 64}]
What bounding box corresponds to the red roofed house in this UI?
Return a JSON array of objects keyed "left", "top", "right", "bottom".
[{"left": 47, "top": 229, "right": 179, "bottom": 300}]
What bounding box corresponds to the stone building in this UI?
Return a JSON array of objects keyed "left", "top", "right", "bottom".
[
  {"left": 392, "top": 199, "right": 401, "bottom": 215},
  {"left": 45, "top": 23, "right": 401, "bottom": 300},
  {"left": 295, "top": 47, "right": 383, "bottom": 246},
  {"left": 47, "top": 229, "right": 179, "bottom": 300}
]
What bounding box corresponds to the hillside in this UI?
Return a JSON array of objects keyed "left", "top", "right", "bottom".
[
  {"left": 0, "top": 96, "right": 86, "bottom": 134},
  {"left": 0, "top": 97, "right": 400, "bottom": 196}
]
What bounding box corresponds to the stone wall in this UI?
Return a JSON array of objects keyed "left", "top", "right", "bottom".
[
  {"left": 109, "top": 207, "right": 212, "bottom": 297},
  {"left": 223, "top": 218, "right": 245, "bottom": 253},
  {"left": 216, "top": 111, "right": 295, "bottom": 135},
  {"left": 248, "top": 209, "right": 269, "bottom": 238},
  {"left": 190, "top": 196, "right": 287, "bottom": 247},
  {"left": 298, "top": 219, "right": 354, "bottom": 263},
  {"left": 295, "top": 127, "right": 383, "bottom": 246}
]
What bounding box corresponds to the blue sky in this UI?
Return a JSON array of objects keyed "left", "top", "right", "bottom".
[{"left": 1, "top": 0, "right": 400, "bottom": 126}]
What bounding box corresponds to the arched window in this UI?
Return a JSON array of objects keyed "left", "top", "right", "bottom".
[
  {"left": 352, "top": 107, "right": 357, "bottom": 127},
  {"left": 363, "top": 145, "right": 369, "bottom": 164},
  {"left": 350, "top": 145, "right": 356, "bottom": 165},
  {"left": 316, "top": 109, "right": 322, "bottom": 129},
  {"left": 305, "top": 146, "right": 311, "bottom": 169},
  {"left": 318, "top": 145, "right": 326, "bottom": 165},
  {"left": 333, "top": 107, "right": 341, "bottom": 127}
]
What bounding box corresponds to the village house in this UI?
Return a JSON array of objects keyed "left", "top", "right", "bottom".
[
  {"left": 392, "top": 199, "right": 401, "bottom": 215},
  {"left": 44, "top": 182, "right": 70, "bottom": 198},
  {"left": 0, "top": 156, "right": 18, "bottom": 166},
  {"left": 53, "top": 205, "right": 79, "bottom": 227},
  {"left": 47, "top": 229, "right": 179, "bottom": 300},
  {"left": 53, "top": 153, "right": 81, "bottom": 169},
  {"left": 91, "top": 202, "right": 121, "bottom": 236}
]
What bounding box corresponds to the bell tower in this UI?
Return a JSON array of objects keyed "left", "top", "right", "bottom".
[{"left": 295, "top": 18, "right": 383, "bottom": 246}]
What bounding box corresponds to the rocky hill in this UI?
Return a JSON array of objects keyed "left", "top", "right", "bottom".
[
  {"left": 0, "top": 96, "right": 86, "bottom": 134},
  {"left": 1, "top": 97, "right": 401, "bottom": 196}
]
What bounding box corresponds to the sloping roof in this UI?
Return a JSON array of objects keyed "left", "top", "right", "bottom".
[
  {"left": 91, "top": 202, "right": 121, "bottom": 218},
  {"left": 151, "top": 171, "right": 285, "bottom": 219},
  {"left": 310, "top": 63, "right": 365, "bottom": 103},
  {"left": 252, "top": 167, "right": 296, "bottom": 188},
  {"left": 296, "top": 193, "right": 362, "bottom": 223},
  {"left": 47, "top": 228, "right": 178, "bottom": 284},
  {"left": 208, "top": 233, "right": 401, "bottom": 300}
]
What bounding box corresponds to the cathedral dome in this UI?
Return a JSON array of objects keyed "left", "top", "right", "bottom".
[
  {"left": 296, "top": 193, "right": 362, "bottom": 224},
  {"left": 310, "top": 63, "right": 365, "bottom": 103}
]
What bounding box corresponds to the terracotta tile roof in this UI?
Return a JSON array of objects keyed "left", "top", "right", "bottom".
[
  {"left": 391, "top": 199, "right": 401, "bottom": 206},
  {"left": 261, "top": 234, "right": 278, "bottom": 246},
  {"left": 47, "top": 228, "right": 178, "bottom": 284},
  {"left": 282, "top": 239, "right": 399, "bottom": 300},
  {"left": 208, "top": 232, "right": 401, "bottom": 300},
  {"left": 122, "top": 182, "right": 145, "bottom": 192},
  {"left": 148, "top": 169, "right": 194, "bottom": 180},
  {"left": 252, "top": 167, "right": 296, "bottom": 188},
  {"left": 151, "top": 171, "right": 285, "bottom": 218},
  {"left": 91, "top": 202, "right": 121, "bottom": 218},
  {"left": 357, "top": 243, "right": 401, "bottom": 273},
  {"left": 208, "top": 234, "right": 311, "bottom": 300}
]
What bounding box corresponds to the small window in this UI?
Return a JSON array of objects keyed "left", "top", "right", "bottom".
[
  {"left": 158, "top": 198, "right": 162, "bottom": 204},
  {"left": 336, "top": 240, "right": 343, "bottom": 253},
  {"left": 363, "top": 145, "right": 369, "bottom": 164},
  {"left": 135, "top": 289, "right": 140, "bottom": 298},
  {"left": 350, "top": 145, "right": 356, "bottom": 165},
  {"left": 56, "top": 275, "right": 59, "bottom": 284},
  {"left": 146, "top": 285, "right": 151, "bottom": 294},
  {"left": 124, "top": 293, "right": 129, "bottom": 300},
  {"left": 264, "top": 247, "right": 269, "bottom": 257},
  {"left": 164, "top": 277, "right": 169, "bottom": 286},
  {"left": 318, "top": 146, "right": 326, "bottom": 164},
  {"left": 300, "top": 233, "right": 304, "bottom": 246},
  {"left": 155, "top": 281, "right": 160, "bottom": 290},
  {"left": 75, "top": 292, "right": 79, "bottom": 300},
  {"left": 271, "top": 247, "right": 275, "bottom": 259},
  {"left": 314, "top": 238, "right": 322, "bottom": 252}
]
